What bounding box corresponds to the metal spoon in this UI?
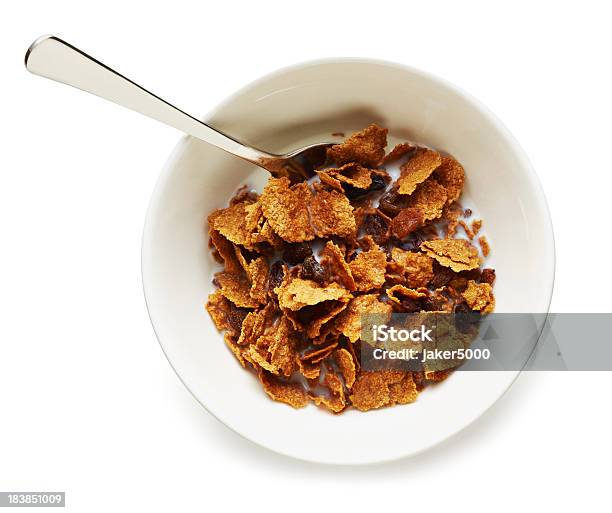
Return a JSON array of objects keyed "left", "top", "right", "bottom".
[{"left": 25, "top": 35, "right": 332, "bottom": 182}]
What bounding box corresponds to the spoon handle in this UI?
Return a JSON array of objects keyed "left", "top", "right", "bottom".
[{"left": 25, "top": 35, "right": 274, "bottom": 163}]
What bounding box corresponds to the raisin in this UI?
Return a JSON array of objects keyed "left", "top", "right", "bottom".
[
  {"left": 378, "top": 188, "right": 406, "bottom": 218},
  {"left": 227, "top": 304, "right": 249, "bottom": 334},
  {"left": 454, "top": 302, "right": 480, "bottom": 334},
  {"left": 363, "top": 213, "right": 389, "bottom": 244},
  {"left": 430, "top": 261, "right": 456, "bottom": 289},
  {"left": 343, "top": 172, "right": 389, "bottom": 200},
  {"left": 343, "top": 183, "right": 366, "bottom": 200},
  {"left": 282, "top": 242, "right": 312, "bottom": 265},
  {"left": 461, "top": 268, "right": 482, "bottom": 282},
  {"left": 448, "top": 276, "right": 469, "bottom": 292},
  {"left": 268, "top": 261, "right": 285, "bottom": 292},
  {"left": 480, "top": 268, "right": 496, "bottom": 285},
  {"left": 390, "top": 207, "right": 424, "bottom": 239},
  {"left": 401, "top": 228, "right": 438, "bottom": 252},
  {"left": 463, "top": 208, "right": 473, "bottom": 217},
  {"left": 369, "top": 173, "right": 388, "bottom": 192},
  {"left": 420, "top": 296, "right": 439, "bottom": 312},
  {"left": 301, "top": 255, "right": 327, "bottom": 283},
  {"left": 400, "top": 297, "right": 422, "bottom": 313}
]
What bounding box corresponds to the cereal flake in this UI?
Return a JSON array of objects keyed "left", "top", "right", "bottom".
[
  {"left": 334, "top": 348, "right": 356, "bottom": 388},
  {"left": 334, "top": 294, "right": 392, "bottom": 343},
  {"left": 349, "top": 371, "right": 415, "bottom": 411},
  {"left": 479, "top": 235, "right": 490, "bottom": 256},
  {"left": 259, "top": 371, "right": 309, "bottom": 408},
  {"left": 383, "top": 142, "right": 416, "bottom": 164},
  {"left": 309, "top": 189, "right": 356, "bottom": 239},
  {"left": 276, "top": 277, "right": 351, "bottom": 311},
  {"left": 462, "top": 280, "right": 495, "bottom": 313},
  {"left": 388, "top": 248, "right": 434, "bottom": 288},
  {"left": 434, "top": 155, "right": 465, "bottom": 204},
  {"left": 397, "top": 148, "right": 442, "bottom": 195},
  {"left": 321, "top": 241, "right": 356, "bottom": 291},
  {"left": 402, "top": 178, "right": 448, "bottom": 221},
  {"left": 420, "top": 239, "right": 480, "bottom": 272},
  {"left": 327, "top": 124, "right": 388, "bottom": 167},
  {"left": 214, "top": 272, "right": 261, "bottom": 308},
  {"left": 260, "top": 177, "right": 314, "bottom": 243},
  {"left": 324, "top": 162, "right": 373, "bottom": 189},
  {"left": 349, "top": 243, "right": 387, "bottom": 291}
]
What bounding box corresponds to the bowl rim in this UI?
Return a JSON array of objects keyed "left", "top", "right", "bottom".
[{"left": 141, "top": 57, "right": 556, "bottom": 465}]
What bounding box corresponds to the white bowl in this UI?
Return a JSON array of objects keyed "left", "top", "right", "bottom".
[{"left": 142, "top": 59, "right": 555, "bottom": 465}]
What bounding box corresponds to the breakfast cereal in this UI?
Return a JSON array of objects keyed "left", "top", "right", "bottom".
[{"left": 204, "top": 124, "right": 495, "bottom": 413}]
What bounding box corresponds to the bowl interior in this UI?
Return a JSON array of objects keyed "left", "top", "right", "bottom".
[{"left": 142, "top": 60, "right": 554, "bottom": 464}]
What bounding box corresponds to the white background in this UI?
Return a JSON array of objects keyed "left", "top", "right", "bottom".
[{"left": 1, "top": 1, "right": 611, "bottom": 511}]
